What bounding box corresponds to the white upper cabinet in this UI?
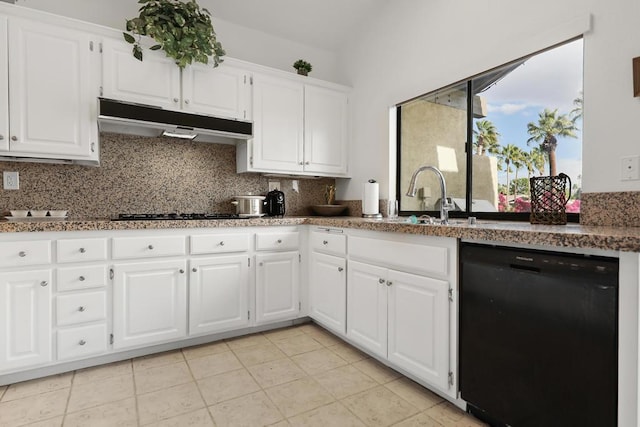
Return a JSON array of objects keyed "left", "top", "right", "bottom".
[
  {"left": 0, "top": 16, "right": 7, "bottom": 152},
  {"left": 102, "top": 38, "right": 181, "bottom": 111},
  {"left": 304, "top": 85, "right": 348, "bottom": 175},
  {"left": 250, "top": 73, "right": 305, "bottom": 173},
  {"left": 182, "top": 62, "right": 251, "bottom": 120},
  {"left": 4, "top": 17, "right": 100, "bottom": 161},
  {"left": 238, "top": 73, "right": 350, "bottom": 178},
  {"left": 102, "top": 38, "right": 251, "bottom": 121}
]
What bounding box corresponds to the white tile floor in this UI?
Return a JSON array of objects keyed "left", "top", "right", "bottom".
[{"left": 0, "top": 323, "right": 487, "bottom": 426}]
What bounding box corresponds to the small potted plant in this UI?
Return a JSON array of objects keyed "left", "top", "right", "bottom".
[
  {"left": 293, "top": 59, "right": 312, "bottom": 76},
  {"left": 123, "top": 0, "right": 225, "bottom": 68}
]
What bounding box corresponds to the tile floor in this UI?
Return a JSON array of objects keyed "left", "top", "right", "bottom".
[{"left": 0, "top": 323, "right": 486, "bottom": 427}]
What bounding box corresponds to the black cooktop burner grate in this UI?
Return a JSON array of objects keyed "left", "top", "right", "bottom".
[{"left": 113, "top": 213, "right": 244, "bottom": 221}]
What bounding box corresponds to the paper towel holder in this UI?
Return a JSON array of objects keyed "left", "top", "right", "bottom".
[{"left": 362, "top": 179, "right": 383, "bottom": 219}]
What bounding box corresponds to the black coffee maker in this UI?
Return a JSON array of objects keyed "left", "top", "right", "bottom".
[{"left": 265, "top": 189, "right": 285, "bottom": 217}]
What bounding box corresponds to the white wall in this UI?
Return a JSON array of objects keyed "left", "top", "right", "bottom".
[
  {"left": 15, "top": 0, "right": 344, "bottom": 83},
  {"left": 338, "top": 0, "right": 640, "bottom": 199}
]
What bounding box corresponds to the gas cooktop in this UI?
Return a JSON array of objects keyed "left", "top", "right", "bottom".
[{"left": 112, "top": 213, "right": 245, "bottom": 221}]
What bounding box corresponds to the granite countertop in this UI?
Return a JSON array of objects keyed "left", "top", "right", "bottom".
[{"left": 1, "top": 216, "right": 639, "bottom": 252}]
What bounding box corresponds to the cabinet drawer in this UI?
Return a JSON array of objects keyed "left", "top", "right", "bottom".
[
  {"left": 112, "top": 235, "right": 186, "bottom": 259},
  {"left": 349, "top": 236, "right": 449, "bottom": 277},
  {"left": 0, "top": 240, "right": 51, "bottom": 268},
  {"left": 191, "top": 233, "right": 249, "bottom": 255},
  {"left": 56, "top": 291, "right": 107, "bottom": 326},
  {"left": 57, "top": 238, "right": 107, "bottom": 263},
  {"left": 310, "top": 231, "right": 346, "bottom": 256},
  {"left": 57, "top": 265, "right": 107, "bottom": 292},
  {"left": 57, "top": 323, "right": 107, "bottom": 360},
  {"left": 256, "top": 231, "right": 299, "bottom": 251}
]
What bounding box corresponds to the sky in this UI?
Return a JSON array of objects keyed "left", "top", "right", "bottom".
[{"left": 479, "top": 39, "right": 584, "bottom": 188}]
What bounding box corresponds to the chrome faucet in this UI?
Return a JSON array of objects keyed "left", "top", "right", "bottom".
[{"left": 406, "top": 165, "right": 452, "bottom": 224}]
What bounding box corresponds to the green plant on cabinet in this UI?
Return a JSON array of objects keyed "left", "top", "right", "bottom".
[{"left": 123, "top": 0, "right": 225, "bottom": 68}]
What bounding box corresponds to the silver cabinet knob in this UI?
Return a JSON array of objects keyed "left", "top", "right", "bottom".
[
  {"left": 11, "top": 136, "right": 17, "bottom": 141},
  {"left": 323, "top": 240, "right": 328, "bottom": 245},
  {"left": 338, "top": 267, "right": 344, "bottom": 272},
  {"left": 78, "top": 339, "right": 86, "bottom": 346},
  {"left": 305, "top": 161, "right": 310, "bottom": 165},
  {"left": 299, "top": 161, "right": 304, "bottom": 165},
  {"left": 173, "top": 97, "right": 179, "bottom": 103},
  {"left": 79, "top": 276, "right": 85, "bottom": 281},
  {"left": 40, "top": 281, "right": 48, "bottom": 287},
  {"left": 259, "top": 262, "right": 264, "bottom": 267},
  {"left": 18, "top": 251, "right": 26, "bottom": 257},
  {"left": 148, "top": 245, "right": 154, "bottom": 250},
  {"left": 184, "top": 99, "right": 190, "bottom": 104},
  {"left": 387, "top": 281, "right": 393, "bottom": 287},
  {"left": 219, "top": 241, "right": 225, "bottom": 246},
  {"left": 0, "top": 135, "right": 4, "bottom": 140},
  {"left": 179, "top": 269, "right": 185, "bottom": 274},
  {"left": 78, "top": 306, "right": 86, "bottom": 312},
  {"left": 378, "top": 278, "right": 385, "bottom": 284},
  {"left": 79, "top": 247, "right": 86, "bottom": 253},
  {"left": 192, "top": 267, "right": 197, "bottom": 272},
  {"left": 277, "top": 239, "right": 282, "bottom": 244}
]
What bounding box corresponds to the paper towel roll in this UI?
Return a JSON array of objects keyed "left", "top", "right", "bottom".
[{"left": 362, "top": 181, "right": 379, "bottom": 215}]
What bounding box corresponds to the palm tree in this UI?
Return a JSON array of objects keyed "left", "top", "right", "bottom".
[
  {"left": 530, "top": 147, "right": 547, "bottom": 176},
  {"left": 526, "top": 108, "right": 578, "bottom": 176},
  {"left": 522, "top": 151, "right": 535, "bottom": 180},
  {"left": 570, "top": 92, "right": 583, "bottom": 123},
  {"left": 498, "top": 144, "right": 522, "bottom": 202},
  {"left": 473, "top": 120, "right": 500, "bottom": 156}
]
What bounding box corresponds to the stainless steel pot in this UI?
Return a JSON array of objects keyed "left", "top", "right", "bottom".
[{"left": 231, "top": 195, "right": 266, "bottom": 217}]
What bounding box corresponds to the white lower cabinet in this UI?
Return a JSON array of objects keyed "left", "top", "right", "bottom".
[
  {"left": 112, "top": 259, "right": 187, "bottom": 349},
  {"left": 346, "top": 232, "right": 456, "bottom": 396},
  {"left": 189, "top": 255, "right": 250, "bottom": 335},
  {"left": 347, "top": 261, "right": 388, "bottom": 358},
  {"left": 387, "top": 269, "right": 450, "bottom": 390},
  {"left": 255, "top": 251, "right": 300, "bottom": 324},
  {"left": 309, "top": 252, "right": 347, "bottom": 335},
  {"left": 347, "top": 260, "right": 451, "bottom": 389},
  {"left": 0, "top": 269, "right": 52, "bottom": 371}
]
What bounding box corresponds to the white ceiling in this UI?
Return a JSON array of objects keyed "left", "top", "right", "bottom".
[{"left": 204, "top": 0, "right": 384, "bottom": 51}]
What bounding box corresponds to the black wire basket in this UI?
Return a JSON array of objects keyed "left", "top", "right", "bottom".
[{"left": 529, "top": 173, "right": 572, "bottom": 225}]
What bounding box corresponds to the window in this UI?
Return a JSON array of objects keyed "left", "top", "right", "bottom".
[{"left": 397, "top": 38, "right": 583, "bottom": 221}]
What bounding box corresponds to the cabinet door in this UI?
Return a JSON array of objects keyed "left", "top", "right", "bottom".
[
  {"left": 0, "top": 16, "right": 8, "bottom": 152},
  {"left": 347, "top": 260, "right": 387, "bottom": 358},
  {"left": 113, "top": 260, "right": 187, "bottom": 349},
  {"left": 309, "top": 252, "right": 346, "bottom": 335},
  {"left": 388, "top": 269, "right": 450, "bottom": 390},
  {"left": 255, "top": 251, "right": 300, "bottom": 324},
  {"left": 303, "top": 85, "right": 348, "bottom": 175},
  {"left": 182, "top": 63, "right": 251, "bottom": 120},
  {"left": 102, "top": 38, "right": 181, "bottom": 110},
  {"left": 251, "top": 74, "right": 304, "bottom": 172},
  {"left": 8, "top": 18, "right": 98, "bottom": 158},
  {"left": 0, "top": 270, "right": 52, "bottom": 372},
  {"left": 189, "top": 255, "right": 249, "bottom": 335}
]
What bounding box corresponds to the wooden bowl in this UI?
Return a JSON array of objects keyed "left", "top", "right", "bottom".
[{"left": 310, "top": 204, "right": 348, "bottom": 216}]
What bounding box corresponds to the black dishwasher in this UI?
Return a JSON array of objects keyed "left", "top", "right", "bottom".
[{"left": 459, "top": 242, "right": 618, "bottom": 427}]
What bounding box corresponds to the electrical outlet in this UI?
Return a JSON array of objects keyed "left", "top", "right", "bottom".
[
  {"left": 268, "top": 181, "right": 280, "bottom": 192},
  {"left": 3, "top": 171, "right": 19, "bottom": 190},
  {"left": 621, "top": 155, "right": 640, "bottom": 181}
]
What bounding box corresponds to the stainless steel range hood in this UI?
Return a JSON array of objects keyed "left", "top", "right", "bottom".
[{"left": 97, "top": 98, "right": 252, "bottom": 144}]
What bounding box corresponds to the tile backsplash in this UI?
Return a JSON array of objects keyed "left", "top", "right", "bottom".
[{"left": 0, "top": 133, "right": 335, "bottom": 219}]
